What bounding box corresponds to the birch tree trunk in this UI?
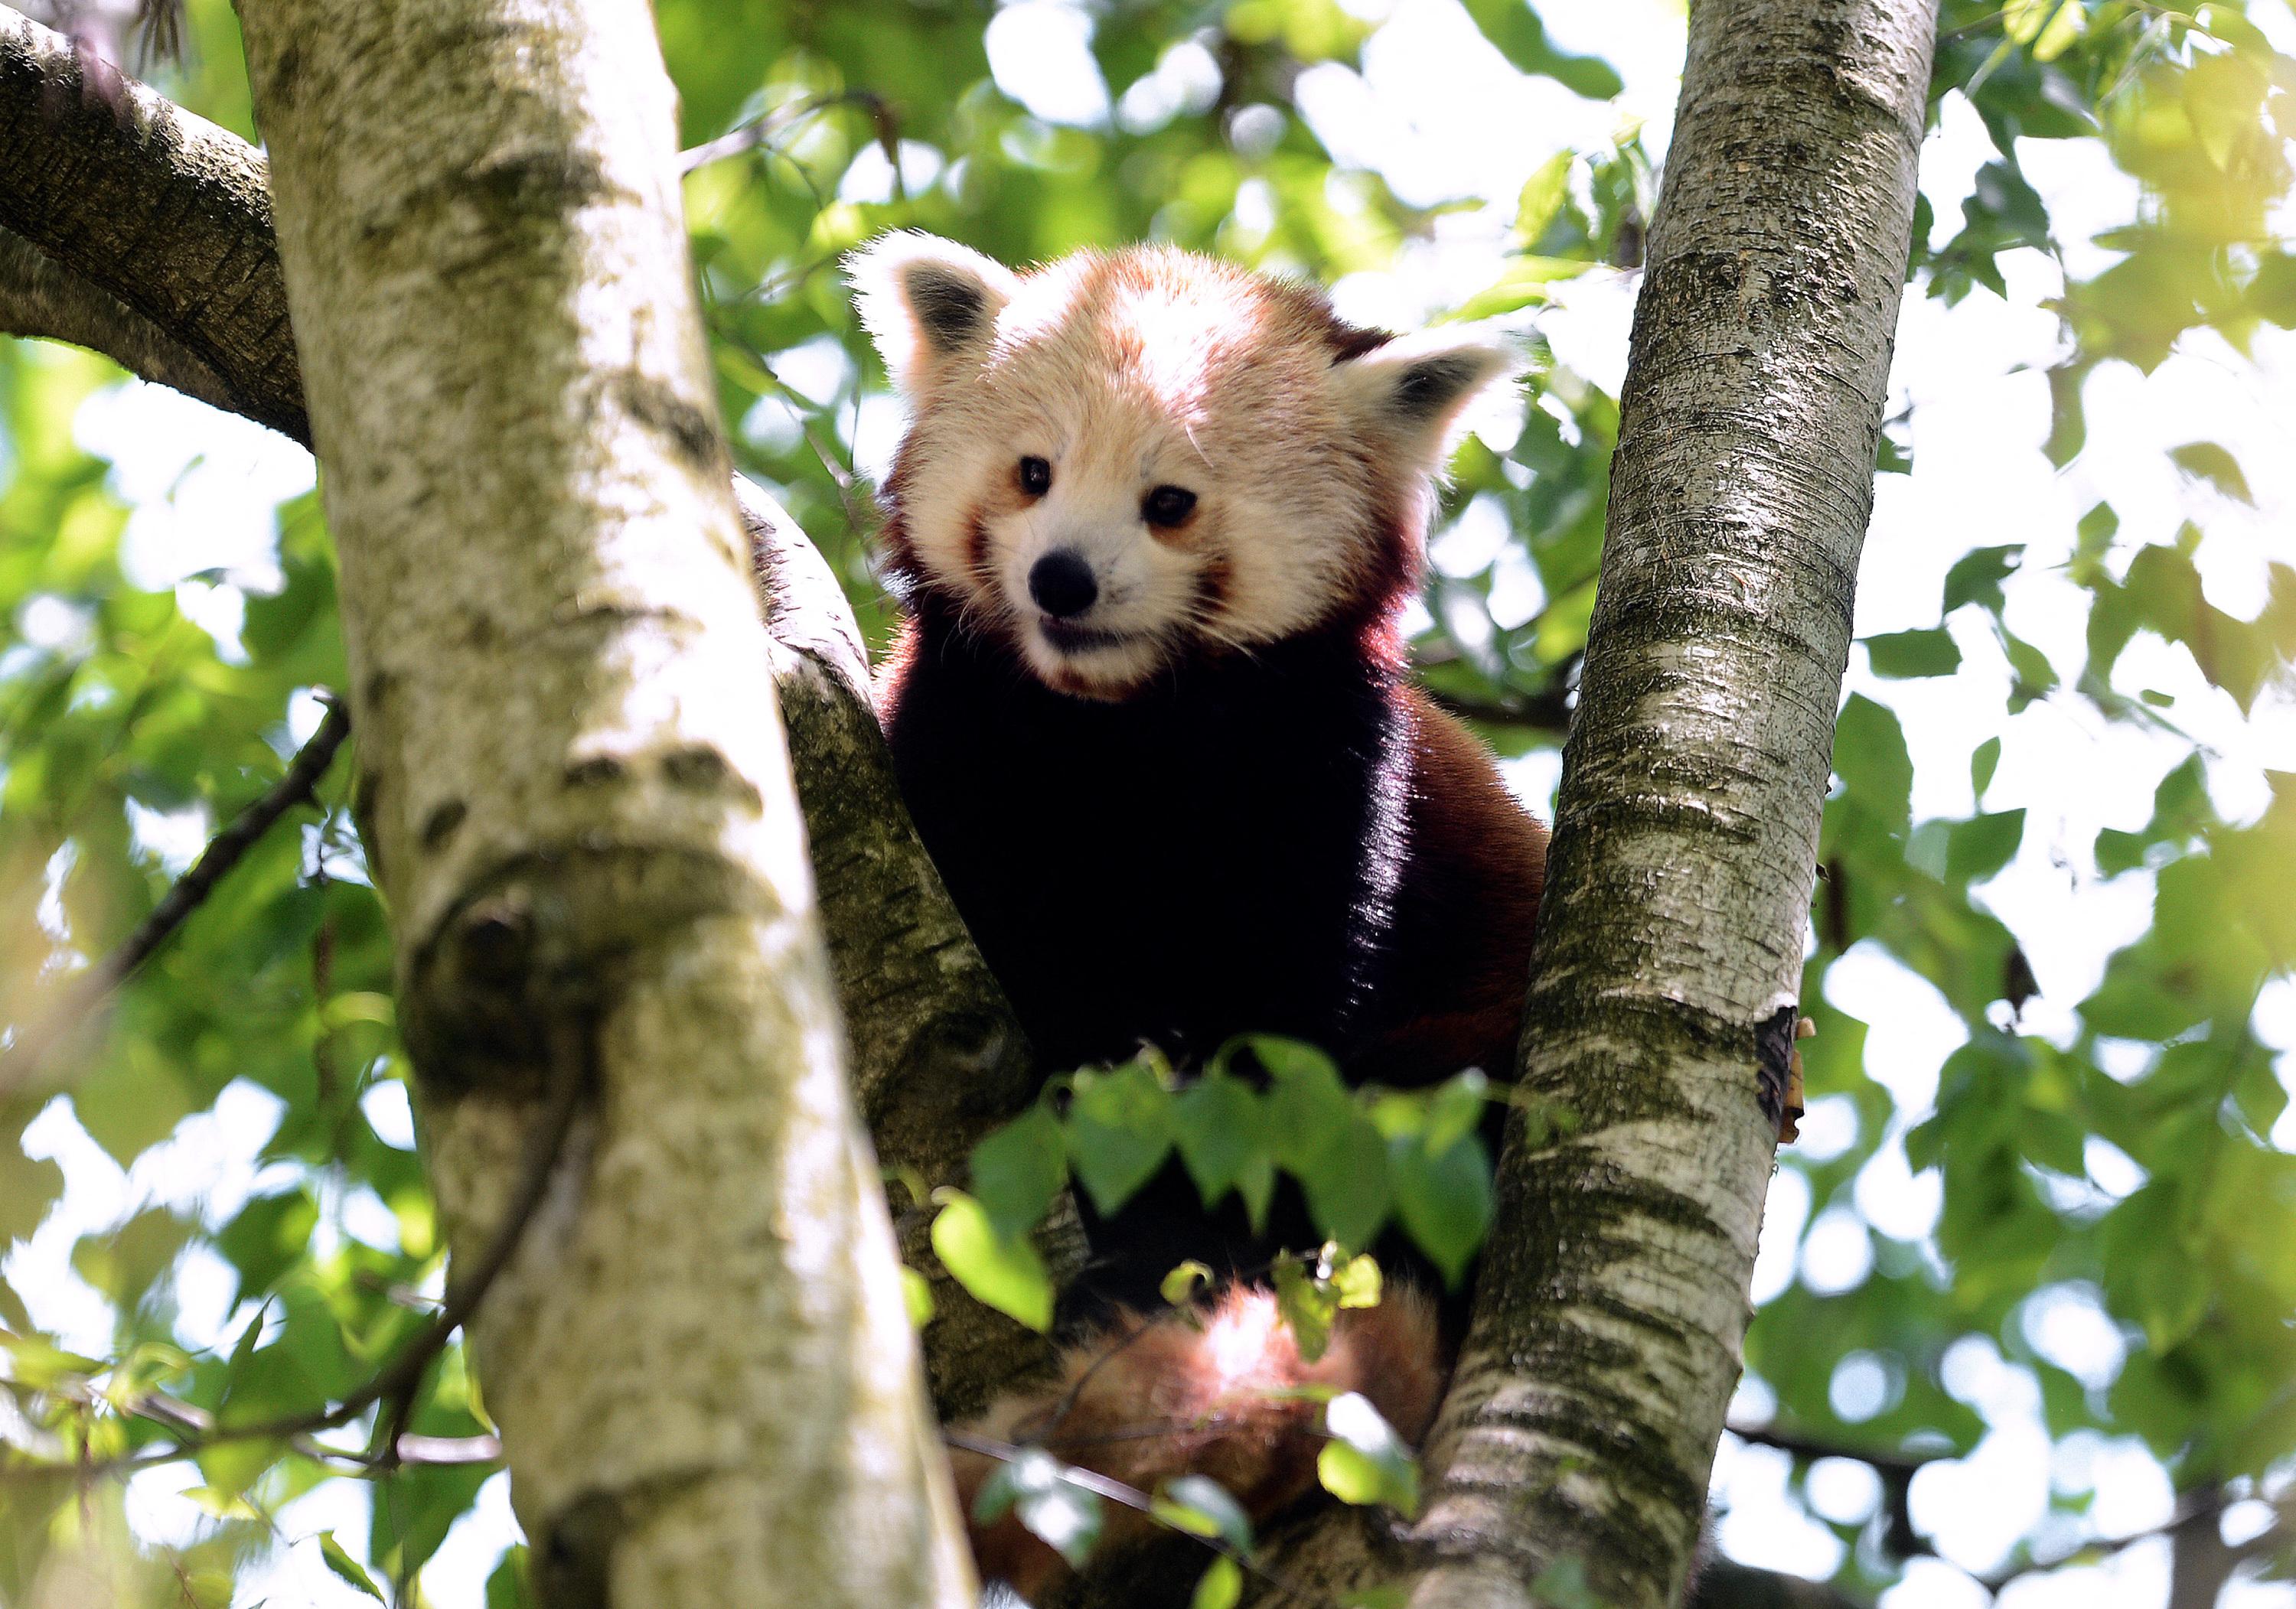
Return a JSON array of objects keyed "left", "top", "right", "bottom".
[
  {"left": 1405, "top": 4, "right": 1936, "bottom": 1604},
  {"left": 1063, "top": 4, "right": 1935, "bottom": 1606},
  {"left": 230, "top": 1, "right": 974, "bottom": 1603}
]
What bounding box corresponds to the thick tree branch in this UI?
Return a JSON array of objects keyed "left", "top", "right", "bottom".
[
  {"left": 1405, "top": 5, "right": 1939, "bottom": 1603},
  {"left": 0, "top": 221, "right": 238, "bottom": 410},
  {"left": 0, "top": 5, "right": 305, "bottom": 440}
]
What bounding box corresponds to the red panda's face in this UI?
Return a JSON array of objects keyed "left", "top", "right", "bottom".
[{"left": 850, "top": 234, "right": 1519, "bottom": 700}]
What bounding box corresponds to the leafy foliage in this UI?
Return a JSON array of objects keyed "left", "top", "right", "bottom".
[{"left": 930, "top": 1038, "right": 1502, "bottom": 1334}]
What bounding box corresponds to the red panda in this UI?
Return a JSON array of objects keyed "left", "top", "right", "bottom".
[{"left": 849, "top": 232, "right": 1550, "bottom": 1594}]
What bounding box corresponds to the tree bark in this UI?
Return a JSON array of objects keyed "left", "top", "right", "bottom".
[
  {"left": 228, "top": 0, "right": 973, "bottom": 1602},
  {"left": 0, "top": 5, "right": 304, "bottom": 439},
  {"left": 1135, "top": 5, "right": 1932, "bottom": 1607},
  {"left": 0, "top": 222, "right": 238, "bottom": 412},
  {"left": 0, "top": 0, "right": 1058, "bottom": 1427},
  {"left": 1403, "top": 4, "right": 1936, "bottom": 1604}
]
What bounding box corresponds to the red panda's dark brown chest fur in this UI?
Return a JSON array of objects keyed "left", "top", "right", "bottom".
[
  {"left": 881, "top": 591, "right": 1542, "bottom": 1086},
  {"left": 879, "top": 585, "right": 1547, "bottom": 1322}
]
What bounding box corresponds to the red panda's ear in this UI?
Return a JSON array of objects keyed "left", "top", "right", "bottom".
[
  {"left": 1332, "top": 327, "right": 1525, "bottom": 477},
  {"left": 848, "top": 232, "right": 1020, "bottom": 395}
]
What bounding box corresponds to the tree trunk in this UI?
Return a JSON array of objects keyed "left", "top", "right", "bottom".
[
  {"left": 229, "top": 0, "right": 973, "bottom": 1602},
  {"left": 1406, "top": 3, "right": 1936, "bottom": 1603},
  {"left": 1112, "top": 4, "right": 1936, "bottom": 1606}
]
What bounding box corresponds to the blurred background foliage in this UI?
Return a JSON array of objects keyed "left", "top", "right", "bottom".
[{"left": 1, "top": 0, "right": 2294, "bottom": 1604}]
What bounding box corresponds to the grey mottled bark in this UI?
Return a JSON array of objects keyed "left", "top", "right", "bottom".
[
  {"left": 0, "top": 5, "right": 304, "bottom": 439},
  {"left": 1402, "top": 4, "right": 1937, "bottom": 1606},
  {"left": 230, "top": 0, "right": 973, "bottom": 1601},
  {"left": 0, "top": 223, "right": 237, "bottom": 412}
]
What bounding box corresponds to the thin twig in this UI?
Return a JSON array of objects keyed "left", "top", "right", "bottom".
[
  {"left": 944, "top": 1427, "right": 1328, "bottom": 1606},
  {"left": 679, "top": 91, "right": 892, "bottom": 175},
  {"left": 1971, "top": 1488, "right": 2284, "bottom": 1593},
  {"left": 1, "top": 696, "right": 352, "bottom": 1094},
  {"left": 333, "top": 1012, "right": 591, "bottom": 1452},
  {"left": 8, "top": 1019, "right": 588, "bottom": 1486},
  {"left": 1424, "top": 685, "right": 1573, "bottom": 733},
  {"left": 1724, "top": 1420, "right": 1936, "bottom": 1482}
]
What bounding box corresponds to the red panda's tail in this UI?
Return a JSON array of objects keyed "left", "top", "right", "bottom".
[{"left": 950, "top": 1285, "right": 1445, "bottom": 1596}]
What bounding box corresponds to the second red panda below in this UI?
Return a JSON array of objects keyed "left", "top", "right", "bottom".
[{"left": 849, "top": 232, "right": 1549, "bottom": 1594}]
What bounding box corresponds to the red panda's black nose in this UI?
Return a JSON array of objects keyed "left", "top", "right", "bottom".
[{"left": 1029, "top": 550, "right": 1099, "bottom": 618}]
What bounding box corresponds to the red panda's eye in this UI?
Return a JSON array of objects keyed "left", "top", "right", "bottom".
[
  {"left": 1142, "top": 485, "right": 1197, "bottom": 528},
  {"left": 1018, "top": 456, "right": 1052, "bottom": 497}
]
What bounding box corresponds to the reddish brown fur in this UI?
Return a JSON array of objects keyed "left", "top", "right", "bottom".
[
  {"left": 950, "top": 1288, "right": 1443, "bottom": 1599},
  {"left": 1363, "top": 688, "right": 1550, "bottom": 1078}
]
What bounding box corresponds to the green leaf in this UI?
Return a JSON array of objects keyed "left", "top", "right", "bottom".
[
  {"left": 0, "top": 1331, "right": 104, "bottom": 1388},
  {"left": 2167, "top": 441, "right": 2253, "bottom": 504},
  {"left": 1160, "top": 1259, "right": 1214, "bottom": 1307},
  {"left": 1867, "top": 628, "right": 1962, "bottom": 679},
  {"left": 1330, "top": 1252, "right": 1382, "bottom": 1309},
  {"left": 1450, "top": 0, "right": 1623, "bottom": 97},
  {"left": 2004, "top": 0, "right": 2051, "bottom": 44},
  {"left": 2072, "top": 501, "right": 2118, "bottom": 584},
  {"left": 1945, "top": 810, "right": 2025, "bottom": 885},
  {"left": 1154, "top": 1475, "right": 1254, "bottom": 1552},
  {"left": 1191, "top": 1557, "right": 1244, "bottom": 1609},
  {"left": 2030, "top": 0, "right": 2082, "bottom": 60},
  {"left": 195, "top": 1435, "right": 285, "bottom": 1502},
  {"left": 1971, "top": 735, "right": 2001, "bottom": 799},
  {"left": 929, "top": 1190, "right": 1053, "bottom": 1333},
  {"left": 1316, "top": 1392, "right": 1420, "bottom": 1516},
  {"left": 70, "top": 1054, "right": 197, "bottom": 1165},
  {"left": 1424, "top": 1071, "right": 1489, "bottom": 1155},
  {"left": 970, "top": 1103, "right": 1068, "bottom": 1242},
  {"left": 484, "top": 1547, "right": 532, "bottom": 1609},
  {"left": 70, "top": 1207, "right": 194, "bottom": 1309},
  {"left": 1022, "top": 1479, "right": 1104, "bottom": 1567},
  {"left": 1942, "top": 546, "right": 2022, "bottom": 614},
  {"left": 1261, "top": 1047, "right": 1391, "bottom": 1250},
  {"left": 1172, "top": 1070, "right": 1267, "bottom": 1214},
  {"left": 1455, "top": 256, "right": 1593, "bottom": 320},
  {"left": 1391, "top": 1132, "right": 1495, "bottom": 1287},
  {"left": 214, "top": 1187, "right": 320, "bottom": 1304},
  {"left": 1832, "top": 695, "right": 1913, "bottom": 832},
  {"left": 1273, "top": 1255, "right": 1338, "bottom": 1363},
  {"left": 1999, "top": 629, "right": 2058, "bottom": 709},
  {"left": 977, "top": 1448, "right": 1105, "bottom": 1567},
  {"left": 318, "top": 1531, "right": 384, "bottom": 1601},
  {"left": 1512, "top": 151, "right": 1574, "bottom": 244},
  {"left": 2099, "top": 1184, "right": 2210, "bottom": 1350},
  {"left": 901, "top": 1266, "right": 935, "bottom": 1328},
  {"left": 1065, "top": 1061, "right": 1175, "bottom": 1217},
  {"left": 0, "top": 1142, "right": 64, "bottom": 1246}
]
